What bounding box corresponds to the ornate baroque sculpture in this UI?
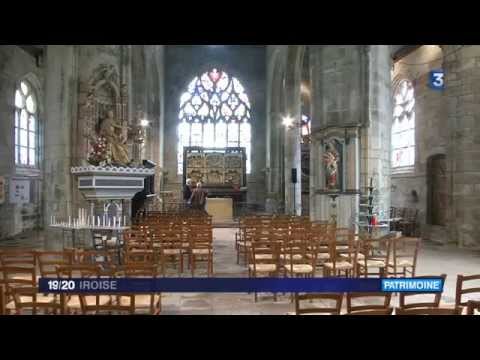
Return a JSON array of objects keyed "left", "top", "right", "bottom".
[{"left": 82, "top": 64, "right": 139, "bottom": 167}]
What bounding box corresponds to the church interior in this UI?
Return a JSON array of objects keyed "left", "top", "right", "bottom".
[{"left": 0, "top": 45, "right": 479, "bottom": 315}]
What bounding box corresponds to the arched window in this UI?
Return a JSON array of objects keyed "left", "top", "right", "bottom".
[
  {"left": 301, "top": 114, "right": 311, "bottom": 143},
  {"left": 14, "top": 80, "right": 38, "bottom": 167},
  {"left": 177, "top": 68, "right": 252, "bottom": 174},
  {"left": 392, "top": 79, "right": 415, "bottom": 169}
]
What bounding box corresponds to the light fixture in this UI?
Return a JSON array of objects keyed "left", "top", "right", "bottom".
[
  {"left": 140, "top": 119, "right": 149, "bottom": 127},
  {"left": 282, "top": 115, "right": 303, "bottom": 129},
  {"left": 282, "top": 115, "right": 295, "bottom": 128}
]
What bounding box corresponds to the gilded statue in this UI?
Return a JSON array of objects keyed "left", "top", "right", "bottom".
[{"left": 99, "top": 110, "right": 131, "bottom": 166}]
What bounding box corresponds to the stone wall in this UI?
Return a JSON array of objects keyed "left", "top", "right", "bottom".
[
  {"left": 390, "top": 45, "right": 447, "bottom": 242},
  {"left": 0, "top": 46, "right": 44, "bottom": 239},
  {"left": 444, "top": 45, "right": 480, "bottom": 248},
  {"left": 163, "top": 45, "right": 266, "bottom": 206}
]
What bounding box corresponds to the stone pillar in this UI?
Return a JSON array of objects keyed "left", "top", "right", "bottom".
[
  {"left": 360, "top": 45, "right": 393, "bottom": 227},
  {"left": 43, "top": 45, "right": 78, "bottom": 236},
  {"left": 283, "top": 120, "right": 302, "bottom": 215},
  {"left": 310, "top": 45, "right": 392, "bottom": 228},
  {"left": 283, "top": 46, "right": 303, "bottom": 216},
  {"left": 266, "top": 46, "right": 288, "bottom": 213},
  {"left": 444, "top": 45, "right": 480, "bottom": 248}
]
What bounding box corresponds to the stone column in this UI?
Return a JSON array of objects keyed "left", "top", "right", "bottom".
[
  {"left": 43, "top": 45, "right": 78, "bottom": 240},
  {"left": 283, "top": 46, "right": 303, "bottom": 216},
  {"left": 309, "top": 45, "right": 392, "bottom": 228},
  {"left": 283, "top": 119, "right": 302, "bottom": 215},
  {"left": 265, "top": 46, "right": 287, "bottom": 213},
  {"left": 360, "top": 45, "right": 393, "bottom": 227},
  {"left": 444, "top": 45, "right": 480, "bottom": 248}
]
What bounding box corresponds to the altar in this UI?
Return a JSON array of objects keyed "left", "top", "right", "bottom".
[
  {"left": 206, "top": 197, "right": 233, "bottom": 223},
  {"left": 183, "top": 146, "right": 247, "bottom": 204}
]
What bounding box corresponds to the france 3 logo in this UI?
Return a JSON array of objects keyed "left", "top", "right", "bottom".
[{"left": 429, "top": 69, "right": 445, "bottom": 90}]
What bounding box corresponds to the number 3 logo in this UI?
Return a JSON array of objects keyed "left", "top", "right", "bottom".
[{"left": 430, "top": 70, "right": 445, "bottom": 90}]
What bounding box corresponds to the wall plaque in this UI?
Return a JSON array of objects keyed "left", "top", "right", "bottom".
[{"left": 9, "top": 179, "right": 30, "bottom": 204}]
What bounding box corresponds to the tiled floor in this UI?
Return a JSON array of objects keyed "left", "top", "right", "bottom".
[{"left": 1, "top": 227, "right": 479, "bottom": 314}]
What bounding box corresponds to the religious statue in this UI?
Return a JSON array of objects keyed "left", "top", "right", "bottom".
[
  {"left": 323, "top": 141, "right": 340, "bottom": 190},
  {"left": 87, "top": 110, "right": 131, "bottom": 166},
  {"left": 99, "top": 110, "right": 131, "bottom": 165}
]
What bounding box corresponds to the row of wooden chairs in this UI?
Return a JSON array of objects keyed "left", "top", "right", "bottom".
[
  {"left": 295, "top": 273, "right": 480, "bottom": 315},
  {"left": 295, "top": 292, "right": 464, "bottom": 315},
  {"left": 0, "top": 263, "right": 162, "bottom": 314},
  {"left": 238, "top": 219, "right": 421, "bottom": 283},
  {"left": 125, "top": 214, "right": 214, "bottom": 276}
]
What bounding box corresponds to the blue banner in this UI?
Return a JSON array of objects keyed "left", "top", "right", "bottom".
[{"left": 38, "top": 277, "right": 444, "bottom": 294}]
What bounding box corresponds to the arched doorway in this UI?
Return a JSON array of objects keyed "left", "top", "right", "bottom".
[{"left": 427, "top": 154, "right": 447, "bottom": 226}]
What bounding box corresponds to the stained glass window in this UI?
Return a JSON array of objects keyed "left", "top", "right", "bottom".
[
  {"left": 392, "top": 80, "right": 415, "bottom": 169},
  {"left": 177, "top": 68, "right": 252, "bottom": 174},
  {"left": 14, "top": 80, "right": 38, "bottom": 167}
]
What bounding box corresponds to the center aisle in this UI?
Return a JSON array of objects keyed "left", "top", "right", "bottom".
[{"left": 160, "top": 227, "right": 294, "bottom": 315}]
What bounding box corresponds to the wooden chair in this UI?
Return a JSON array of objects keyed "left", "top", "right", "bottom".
[
  {"left": 1, "top": 266, "right": 59, "bottom": 315},
  {"left": 0, "top": 250, "right": 37, "bottom": 268},
  {"left": 323, "top": 230, "right": 357, "bottom": 277},
  {"left": 294, "top": 293, "right": 343, "bottom": 315},
  {"left": 387, "top": 237, "right": 420, "bottom": 277},
  {"left": 37, "top": 250, "right": 74, "bottom": 278},
  {"left": 356, "top": 234, "right": 393, "bottom": 278},
  {"left": 399, "top": 274, "right": 446, "bottom": 310},
  {"left": 157, "top": 230, "right": 184, "bottom": 275},
  {"left": 455, "top": 274, "right": 480, "bottom": 313},
  {"left": 0, "top": 284, "right": 5, "bottom": 315},
  {"left": 281, "top": 235, "right": 316, "bottom": 279},
  {"left": 116, "top": 264, "right": 162, "bottom": 314},
  {"left": 395, "top": 307, "right": 462, "bottom": 315},
  {"left": 347, "top": 308, "right": 394, "bottom": 315},
  {"left": 346, "top": 292, "right": 392, "bottom": 315},
  {"left": 307, "top": 224, "right": 331, "bottom": 273},
  {"left": 249, "top": 239, "right": 280, "bottom": 302},
  {"left": 188, "top": 225, "right": 214, "bottom": 277},
  {"left": 56, "top": 264, "right": 112, "bottom": 315},
  {"left": 466, "top": 300, "right": 480, "bottom": 315}
]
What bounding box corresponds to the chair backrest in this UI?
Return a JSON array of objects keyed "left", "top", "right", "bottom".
[
  {"left": 0, "top": 250, "right": 37, "bottom": 268},
  {"left": 346, "top": 292, "right": 392, "bottom": 314},
  {"left": 250, "top": 239, "right": 279, "bottom": 274},
  {"left": 295, "top": 293, "right": 343, "bottom": 315},
  {"left": 124, "top": 250, "right": 156, "bottom": 265},
  {"left": 467, "top": 300, "right": 480, "bottom": 315},
  {"left": 396, "top": 307, "right": 462, "bottom": 315},
  {"left": 0, "top": 265, "right": 37, "bottom": 289},
  {"left": 347, "top": 307, "right": 394, "bottom": 315},
  {"left": 455, "top": 274, "right": 480, "bottom": 307},
  {"left": 399, "top": 274, "right": 446, "bottom": 310},
  {"left": 37, "top": 250, "right": 74, "bottom": 278},
  {"left": 0, "top": 284, "right": 5, "bottom": 315}
]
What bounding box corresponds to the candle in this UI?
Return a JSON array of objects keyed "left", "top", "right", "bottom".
[
  {"left": 69, "top": 216, "right": 71, "bottom": 226},
  {"left": 124, "top": 216, "right": 126, "bottom": 227}
]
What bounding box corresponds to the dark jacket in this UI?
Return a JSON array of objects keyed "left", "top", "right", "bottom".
[{"left": 183, "top": 185, "right": 193, "bottom": 201}]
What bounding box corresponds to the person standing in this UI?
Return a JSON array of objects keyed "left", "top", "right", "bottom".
[
  {"left": 184, "top": 178, "right": 194, "bottom": 208},
  {"left": 189, "top": 181, "right": 208, "bottom": 211}
]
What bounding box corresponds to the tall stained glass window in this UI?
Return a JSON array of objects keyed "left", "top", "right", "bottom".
[
  {"left": 14, "top": 80, "right": 38, "bottom": 167},
  {"left": 177, "top": 68, "right": 252, "bottom": 174},
  {"left": 392, "top": 79, "right": 415, "bottom": 170}
]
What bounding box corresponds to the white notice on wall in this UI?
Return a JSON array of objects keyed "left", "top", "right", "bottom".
[{"left": 9, "top": 179, "right": 30, "bottom": 204}]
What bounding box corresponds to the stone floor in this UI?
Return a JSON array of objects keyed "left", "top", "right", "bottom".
[{"left": 1, "top": 227, "right": 480, "bottom": 314}]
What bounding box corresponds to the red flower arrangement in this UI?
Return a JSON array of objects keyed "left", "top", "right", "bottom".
[{"left": 88, "top": 136, "right": 108, "bottom": 165}]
